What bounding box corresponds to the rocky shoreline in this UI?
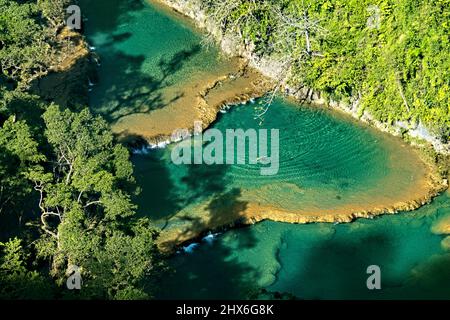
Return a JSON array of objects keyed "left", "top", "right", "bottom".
[{"left": 154, "top": 0, "right": 450, "bottom": 156}]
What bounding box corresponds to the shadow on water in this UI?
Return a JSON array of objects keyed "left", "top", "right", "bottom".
[
  {"left": 395, "top": 252, "right": 450, "bottom": 299},
  {"left": 271, "top": 223, "right": 450, "bottom": 300},
  {"left": 156, "top": 224, "right": 260, "bottom": 300},
  {"left": 134, "top": 152, "right": 233, "bottom": 224},
  {"left": 79, "top": 0, "right": 145, "bottom": 35},
  {"left": 277, "top": 231, "right": 394, "bottom": 300},
  {"left": 80, "top": 0, "right": 203, "bottom": 124},
  {"left": 91, "top": 40, "right": 201, "bottom": 123}
]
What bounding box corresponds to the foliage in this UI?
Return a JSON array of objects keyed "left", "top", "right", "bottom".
[
  {"left": 0, "top": 0, "right": 164, "bottom": 300},
  {"left": 0, "top": 238, "right": 53, "bottom": 299},
  {"left": 202, "top": 0, "right": 450, "bottom": 140},
  {"left": 0, "top": 0, "right": 75, "bottom": 89}
]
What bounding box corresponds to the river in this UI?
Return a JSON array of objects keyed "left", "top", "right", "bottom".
[{"left": 79, "top": 0, "right": 450, "bottom": 299}]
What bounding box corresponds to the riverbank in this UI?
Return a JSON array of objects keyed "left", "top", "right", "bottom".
[
  {"left": 114, "top": 59, "right": 271, "bottom": 145},
  {"left": 154, "top": 0, "right": 450, "bottom": 156}
]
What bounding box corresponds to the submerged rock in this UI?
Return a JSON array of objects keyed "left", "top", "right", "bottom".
[
  {"left": 442, "top": 236, "right": 450, "bottom": 251},
  {"left": 431, "top": 215, "right": 450, "bottom": 235}
]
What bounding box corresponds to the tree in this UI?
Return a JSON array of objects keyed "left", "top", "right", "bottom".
[
  {"left": 0, "top": 238, "right": 53, "bottom": 299},
  {"left": 29, "top": 105, "right": 162, "bottom": 299},
  {"left": 0, "top": 116, "right": 44, "bottom": 220}
]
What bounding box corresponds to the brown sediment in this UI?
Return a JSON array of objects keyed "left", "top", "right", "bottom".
[{"left": 113, "top": 59, "right": 272, "bottom": 144}]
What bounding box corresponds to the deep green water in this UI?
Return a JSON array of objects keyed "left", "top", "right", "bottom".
[
  {"left": 79, "top": 0, "right": 224, "bottom": 123},
  {"left": 81, "top": 0, "right": 450, "bottom": 299},
  {"left": 158, "top": 193, "right": 450, "bottom": 300}
]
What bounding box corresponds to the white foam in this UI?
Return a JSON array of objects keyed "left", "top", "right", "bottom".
[
  {"left": 202, "top": 232, "right": 220, "bottom": 245},
  {"left": 182, "top": 243, "right": 199, "bottom": 253}
]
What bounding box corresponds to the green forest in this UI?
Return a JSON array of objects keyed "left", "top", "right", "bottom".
[
  {"left": 0, "top": 0, "right": 163, "bottom": 299},
  {"left": 202, "top": 0, "right": 450, "bottom": 139}
]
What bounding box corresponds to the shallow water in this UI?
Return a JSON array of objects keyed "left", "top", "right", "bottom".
[
  {"left": 158, "top": 192, "right": 450, "bottom": 300},
  {"left": 81, "top": 0, "right": 450, "bottom": 299},
  {"left": 79, "top": 0, "right": 234, "bottom": 139},
  {"left": 133, "top": 99, "right": 433, "bottom": 251}
]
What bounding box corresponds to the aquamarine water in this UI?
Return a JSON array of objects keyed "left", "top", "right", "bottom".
[
  {"left": 80, "top": 0, "right": 225, "bottom": 123},
  {"left": 81, "top": 0, "right": 450, "bottom": 299},
  {"left": 157, "top": 192, "right": 450, "bottom": 300},
  {"left": 132, "top": 98, "right": 429, "bottom": 236}
]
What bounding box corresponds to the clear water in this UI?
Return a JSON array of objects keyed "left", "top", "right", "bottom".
[
  {"left": 81, "top": 0, "right": 450, "bottom": 299},
  {"left": 158, "top": 192, "right": 450, "bottom": 300},
  {"left": 80, "top": 0, "right": 225, "bottom": 123},
  {"left": 133, "top": 99, "right": 430, "bottom": 240}
]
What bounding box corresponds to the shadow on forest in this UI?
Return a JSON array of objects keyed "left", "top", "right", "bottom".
[{"left": 79, "top": 0, "right": 204, "bottom": 122}]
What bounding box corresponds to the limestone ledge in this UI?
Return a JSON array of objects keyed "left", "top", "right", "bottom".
[{"left": 157, "top": 175, "right": 447, "bottom": 253}]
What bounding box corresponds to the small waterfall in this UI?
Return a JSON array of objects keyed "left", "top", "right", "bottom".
[
  {"left": 131, "top": 139, "right": 172, "bottom": 155},
  {"left": 182, "top": 243, "right": 199, "bottom": 254},
  {"left": 202, "top": 232, "right": 220, "bottom": 245}
]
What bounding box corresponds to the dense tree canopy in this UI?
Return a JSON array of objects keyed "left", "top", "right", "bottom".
[
  {"left": 0, "top": 0, "right": 162, "bottom": 299},
  {"left": 201, "top": 0, "right": 450, "bottom": 140}
]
